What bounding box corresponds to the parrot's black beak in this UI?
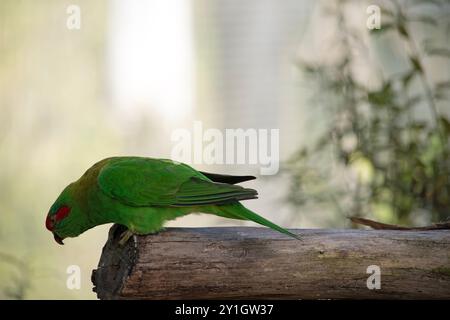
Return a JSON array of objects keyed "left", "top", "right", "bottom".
[{"left": 53, "top": 233, "right": 65, "bottom": 245}]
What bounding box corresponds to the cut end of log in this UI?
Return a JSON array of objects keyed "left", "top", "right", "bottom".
[
  {"left": 91, "top": 224, "right": 138, "bottom": 299},
  {"left": 92, "top": 224, "right": 450, "bottom": 300}
]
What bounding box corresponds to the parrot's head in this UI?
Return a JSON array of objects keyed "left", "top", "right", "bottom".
[{"left": 46, "top": 184, "right": 86, "bottom": 245}]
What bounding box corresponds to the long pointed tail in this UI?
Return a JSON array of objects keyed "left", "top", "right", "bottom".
[{"left": 217, "top": 203, "right": 301, "bottom": 240}]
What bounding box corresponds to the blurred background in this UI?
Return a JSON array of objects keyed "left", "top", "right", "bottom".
[{"left": 0, "top": 0, "right": 449, "bottom": 299}]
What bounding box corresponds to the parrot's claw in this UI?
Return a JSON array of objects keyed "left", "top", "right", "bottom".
[{"left": 118, "top": 229, "right": 134, "bottom": 246}]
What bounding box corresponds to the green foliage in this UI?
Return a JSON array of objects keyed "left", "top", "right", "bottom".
[{"left": 286, "top": 0, "right": 450, "bottom": 225}]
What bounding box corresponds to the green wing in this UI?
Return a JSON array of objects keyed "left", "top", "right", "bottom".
[{"left": 97, "top": 157, "right": 257, "bottom": 207}]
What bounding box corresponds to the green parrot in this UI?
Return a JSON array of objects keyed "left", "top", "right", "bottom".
[{"left": 45, "top": 157, "right": 300, "bottom": 245}]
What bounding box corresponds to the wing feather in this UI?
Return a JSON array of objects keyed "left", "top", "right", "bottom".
[{"left": 97, "top": 157, "right": 258, "bottom": 207}]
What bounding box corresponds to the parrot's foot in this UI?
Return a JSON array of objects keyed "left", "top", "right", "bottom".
[{"left": 118, "top": 229, "right": 134, "bottom": 246}]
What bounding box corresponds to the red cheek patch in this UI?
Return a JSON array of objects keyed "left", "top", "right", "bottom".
[
  {"left": 55, "top": 206, "right": 71, "bottom": 222},
  {"left": 46, "top": 206, "right": 71, "bottom": 231}
]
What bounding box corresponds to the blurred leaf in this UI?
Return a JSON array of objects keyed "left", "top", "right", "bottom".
[
  {"left": 435, "top": 80, "right": 450, "bottom": 91},
  {"left": 411, "top": 0, "right": 443, "bottom": 7},
  {"left": 371, "top": 23, "right": 395, "bottom": 35},
  {"left": 434, "top": 91, "right": 450, "bottom": 100},
  {"left": 300, "top": 63, "right": 318, "bottom": 74},
  {"left": 380, "top": 6, "right": 395, "bottom": 18},
  {"left": 368, "top": 82, "right": 394, "bottom": 106},
  {"left": 410, "top": 122, "right": 427, "bottom": 132},
  {"left": 409, "top": 56, "right": 423, "bottom": 73},
  {"left": 407, "top": 14, "right": 438, "bottom": 26},
  {"left": 434, "top": 81, "right": 450, "bottom": 101},
  {"left": 439, "top": 117, "right": 450, "bottom": 133},
  {"left": 397, "top": 24, "right": 409, "bottom": 38},
  {"left": 406, "top": 95, "right": 422, "bottom": 108},
  {"left": 425, "top": 47, "right": 450, "bottom": 58},
  {"left": 402, "top": 69, "right": 417, "bottom": 88}
]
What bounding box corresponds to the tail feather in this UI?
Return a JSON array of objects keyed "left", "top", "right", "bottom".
[
  {"left": 218, "top": 203, "right": 301, "bottom": 240},
  {"left": 199, "top": 171, "right": 256, "bottom": 184}
]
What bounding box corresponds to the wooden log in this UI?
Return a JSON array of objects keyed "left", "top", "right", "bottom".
[{"left": 91, "top": 224, "right": 450, "bottom": 299}]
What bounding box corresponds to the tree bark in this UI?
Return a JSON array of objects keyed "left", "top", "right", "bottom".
[{"left": 91, "top": 224, "right": 450, "bottom": 299}]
